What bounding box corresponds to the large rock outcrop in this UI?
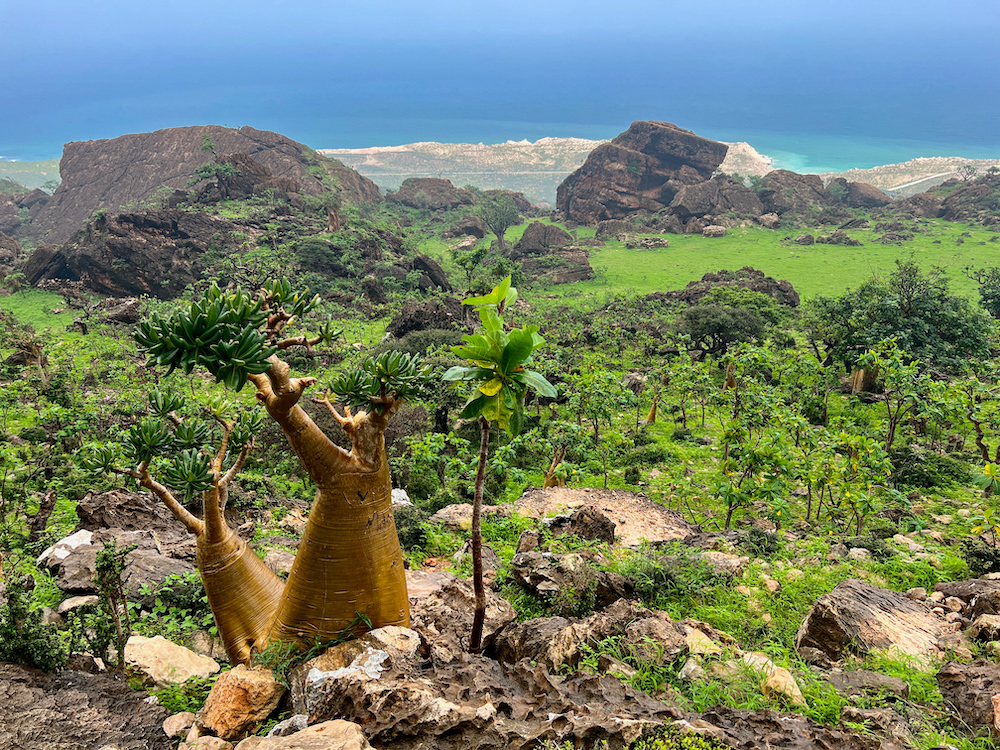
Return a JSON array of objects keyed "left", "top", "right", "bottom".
[
  {"left": 387, "top": 178, "right": 475, "bottom": 211},
  {"left": 24, "top": 208, "right": 241, "bottom": 298},
  {"left": 22, "top": 125, "right": 381, "bottom": 245},
  {"left": 647, "top": 267, "right": 800, "bottom": 308},
  {"left": 556, "top": 121, "right": 728, "bottom": 224}
]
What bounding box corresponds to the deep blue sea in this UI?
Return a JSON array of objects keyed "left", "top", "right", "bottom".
[{"left": 3, "top": 36, "right": 999, "bottom": 172}]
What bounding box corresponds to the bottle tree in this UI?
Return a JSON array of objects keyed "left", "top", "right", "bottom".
[
  {"left": 86, "top": 280, "right": 423, "bottom": 664},
  {"left": 444, "top": 277, "right": 556, "bottom": 651}
]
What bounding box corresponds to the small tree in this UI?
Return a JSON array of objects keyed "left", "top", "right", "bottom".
[
  {"left": 444, "top": 277, "right": 555, "bottom": 651},
  {"left": 85, "top": 279, "right": 423, "bottom": 664},
  {"left": 479, "top": 194, "right": 520, "bottom": 252}
]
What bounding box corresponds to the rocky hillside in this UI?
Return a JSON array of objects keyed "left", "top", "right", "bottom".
[{"left": 11, "top": 126, "right": 381, "bottom": 246}]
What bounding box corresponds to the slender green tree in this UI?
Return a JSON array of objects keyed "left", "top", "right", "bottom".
[{"left": 444, "top": 277, "right": 555, "bottom": 651}]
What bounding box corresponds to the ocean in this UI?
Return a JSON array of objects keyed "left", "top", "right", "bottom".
[{"left": 3, "top": 36, "right": 998, "bottom": 172}]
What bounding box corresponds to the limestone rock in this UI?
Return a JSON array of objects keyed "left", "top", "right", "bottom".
[
  {"left": 164, "top": 712, "right": 198, "bottom": 738},
  {"left": 937, "top": 660, "right": 1000, "bottom": 731},
  {"left": 694, "top": 707, "right": 889, "bottom": 750},
  {"left": 125, "top": 635, "right": 220, "bottom": 689},
  {"left": 198, "top": 666, "right": 284, "bottom": 741},
  {"left": 236, "top": 721, "right": 372, "bottom": 750},
  {"left": 514, "top": 221, "right": 572, "bottom": 254},
  {"left": 701, "top": 225, "right": 727, "bottom": 238},
  {"left": 968, "top": 614, "right": 1000, "bottom": 641},
  {"left": 387, "top": 178, "right": 474, "bottom": 211},
  {"left": 489, "top": 599, "right": 685, "bottom": 672},
  {"left": 758, "top": 213, "right": 780, "bottom": 229},
  {"left": 289, "top": 627, "right": 420, "bottom": 713},
  {"left": 406, "top": 570, "right": 516, "bottom": 663},
  {"left": 0, "top": 662, "right": 170, "bottom": 750},
  {"left": 824, "top": 670, "right": 909, "bottom": 699},
  {"left": 182, "top": 737, "right": 233, "bottom": 750},
  {"left": 795, "top": 578, "right": 957, "bottom": 663},
  {"left": 515, "top": 486, "right": 696, "bottom": 547},
  {"left": 508, "top": 550, "right": 632, "bottom": 614}
]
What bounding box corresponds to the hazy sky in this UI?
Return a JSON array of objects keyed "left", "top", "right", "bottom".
[{"left": 3, "top": 1, "right": 999, "bottom": 160}]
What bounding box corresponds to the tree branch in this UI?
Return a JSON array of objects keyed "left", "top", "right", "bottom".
[{"left": 137, "top": 469, "right": 204, "bottom": 536}]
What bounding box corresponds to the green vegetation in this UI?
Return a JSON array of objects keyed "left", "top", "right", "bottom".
[{"left": 7, "top": 167, "right": 1000, "bottom": 748}]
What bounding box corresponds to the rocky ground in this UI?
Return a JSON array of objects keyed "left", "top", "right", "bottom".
[{"left": 8, "top": 484, "right": 1000, "bottom": 749}]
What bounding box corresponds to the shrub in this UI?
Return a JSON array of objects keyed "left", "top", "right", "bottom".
[
  {"left": 618, "top": 546, "right": 720, "bottom": 607},
  {"left": 622, "top": 444, "right": 675, "bottom": 467},
  {"left": 393, "top": 505, "right": 430, "bottom": 551},
  {"left": 737, "top": 528, "right": 781, "bottom": 559},
  {"left": 842, "top": 534, "right": 893, "bottom": 561},
  {"left": 889, "top": 446, "right": 972, "bottom": 489},
  {"left": 154, "top": 676, "right": 216, "bottom": 714},
  {"left": 0, "top": 574, "right": 68, "bottom": 671}
]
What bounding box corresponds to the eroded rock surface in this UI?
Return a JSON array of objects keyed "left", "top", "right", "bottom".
[{"left": 0, "top": 663, "right": 170, "bottom": 750}]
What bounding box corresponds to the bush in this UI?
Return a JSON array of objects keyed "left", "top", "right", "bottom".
[
  {"left": 393, "top": 505, "right": 430, "bottom": 551},
  {"left": 737, "top": 528, "right": 781, "bottom": 558},
  {"left": 0, "top": 575, "right": 68, "bottom": 671},
  {"left": 154, "top": 676, "right": 216, "bottom": 714},
  {"left": 618, "top": 546, "right": 720, "bottom": 607},
  {"left": 842, "top": 534, "right": 893, "bottom": 561},
  {"left": 961, "top": 539, "right": 1000, "bottom": 577},
  {"left": 622, "top": 444, "right": 675, "bottom": 467},
  {"left": 889, "top": 446, "right": 972, "bottom": 489}
]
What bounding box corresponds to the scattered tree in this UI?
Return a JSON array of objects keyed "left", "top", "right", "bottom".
[
  {"left": 479, "top": 194, "right": 520, "bottom": 252},
  {"left": 444, "top": 277, "right": 555, "bottom": 651}
]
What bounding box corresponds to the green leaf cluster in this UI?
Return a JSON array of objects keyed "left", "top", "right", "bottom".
[
  {"left": 444, "top": 277, "right": 556, "bottom": 435},
  {"left": 136, "top": 283, "right": 277, "bottom": 390},
  {"left": 329, "top": 351, "right": 426, "bottom": 414}
]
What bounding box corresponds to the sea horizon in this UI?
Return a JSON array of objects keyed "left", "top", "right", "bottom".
[{"left": 4, "top": 119, "right": 1000, "bottom": 177}]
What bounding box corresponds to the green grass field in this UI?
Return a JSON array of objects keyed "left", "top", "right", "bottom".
[
  {"left": 422, "top": 218, "right": 1000, "bottom": 306},
  {"left": 553, "top": 221, "right": 1000, "bottom": 304}
]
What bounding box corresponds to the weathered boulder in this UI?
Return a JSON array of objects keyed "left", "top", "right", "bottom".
[
  {"left": 758, "top": 213, "right": 780, "bottom": 229},
  {"left": 816, "top": 229, "right": 862, "bottom": 246},
  {"left": 442, "top": 216, "right": 487, "bottom": 239},
  {"left": 289, "top": 627, "right": 421, "bottom": 714},
  {"left": 937, "top": 660, "right": 1000, "bottom": 732},
  {"left": 25, "top": 209, "right": 243, "bottom": 298},
  {"left": 758, "top": 170, "right": 835, "bottom": 215},
  {"left": 668, "top": 177, "right": 764, "bottom": 220},
  {"left": 387, "top": 296, "right": 470, "bottom": 338},
  {"left": 623, "top": 236, "right": 670, "bottom": 250},
  {"left": 235, "top": 721, "right": 372, "bottom": 750},
  {"left": 646, "top": 266, "right": 800, "bottom": 308},
  {"left": 164, "top": 712, "right": 198, "bottom": 738},
  {"left": 557, "top": 121, "right": 729, "bottom": 224},
  {"left": 388, "top": 178, "right": 474, "bottom": 211},
  {"left": 125, "top": 635, "right": 221, "bottom": 689},
  {"left": 508, "top": 550, "right": 633, "bottom": 614},
  {"left": 198, "top": 666, "right": 285, "bottom": 741},
  {"left": 701, "top": 225, "right": 727, "bottom": 238},
  {"left": 544, "top": 504, "right": 616, "bottom": 544},
  {"left": 308, "top": 647, "right": 679, "bottom": 750},
  {"left": 795, "top": 578, "right": 958, "bottom": 663},
  {"left": 518, "top": 247, "right": 594, "bottom": 284},
  {"left": 824, "top": 669, "right": 910, "bottom": 699},
  {"left": 39, "top": 527, "right": 195, "bottom": 596},
  {"left": 826, "top": 177, "right": 892, "bottom": 209},
  {"left": 514, "top": 221, "right": 573, "bottom": 254},
  {"left": 0, "top": 663, "right": 170, "bottom": 750},
  {"left": 489, "top": 599, "right": 685, "bottom": 672},
  {"left": 690, "top": 707, "right": 892, "bottom": 750}
]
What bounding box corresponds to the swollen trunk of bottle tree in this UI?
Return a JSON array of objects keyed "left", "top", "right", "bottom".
[
  {"left": 198, "top": 530, "right": 286, "bottom": 665},
  {"left": 267, "top": 458, "right": 410, "bottom": 644},
  {"left": 249, "top": 359, "right": 411, "bottom": 647}
]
